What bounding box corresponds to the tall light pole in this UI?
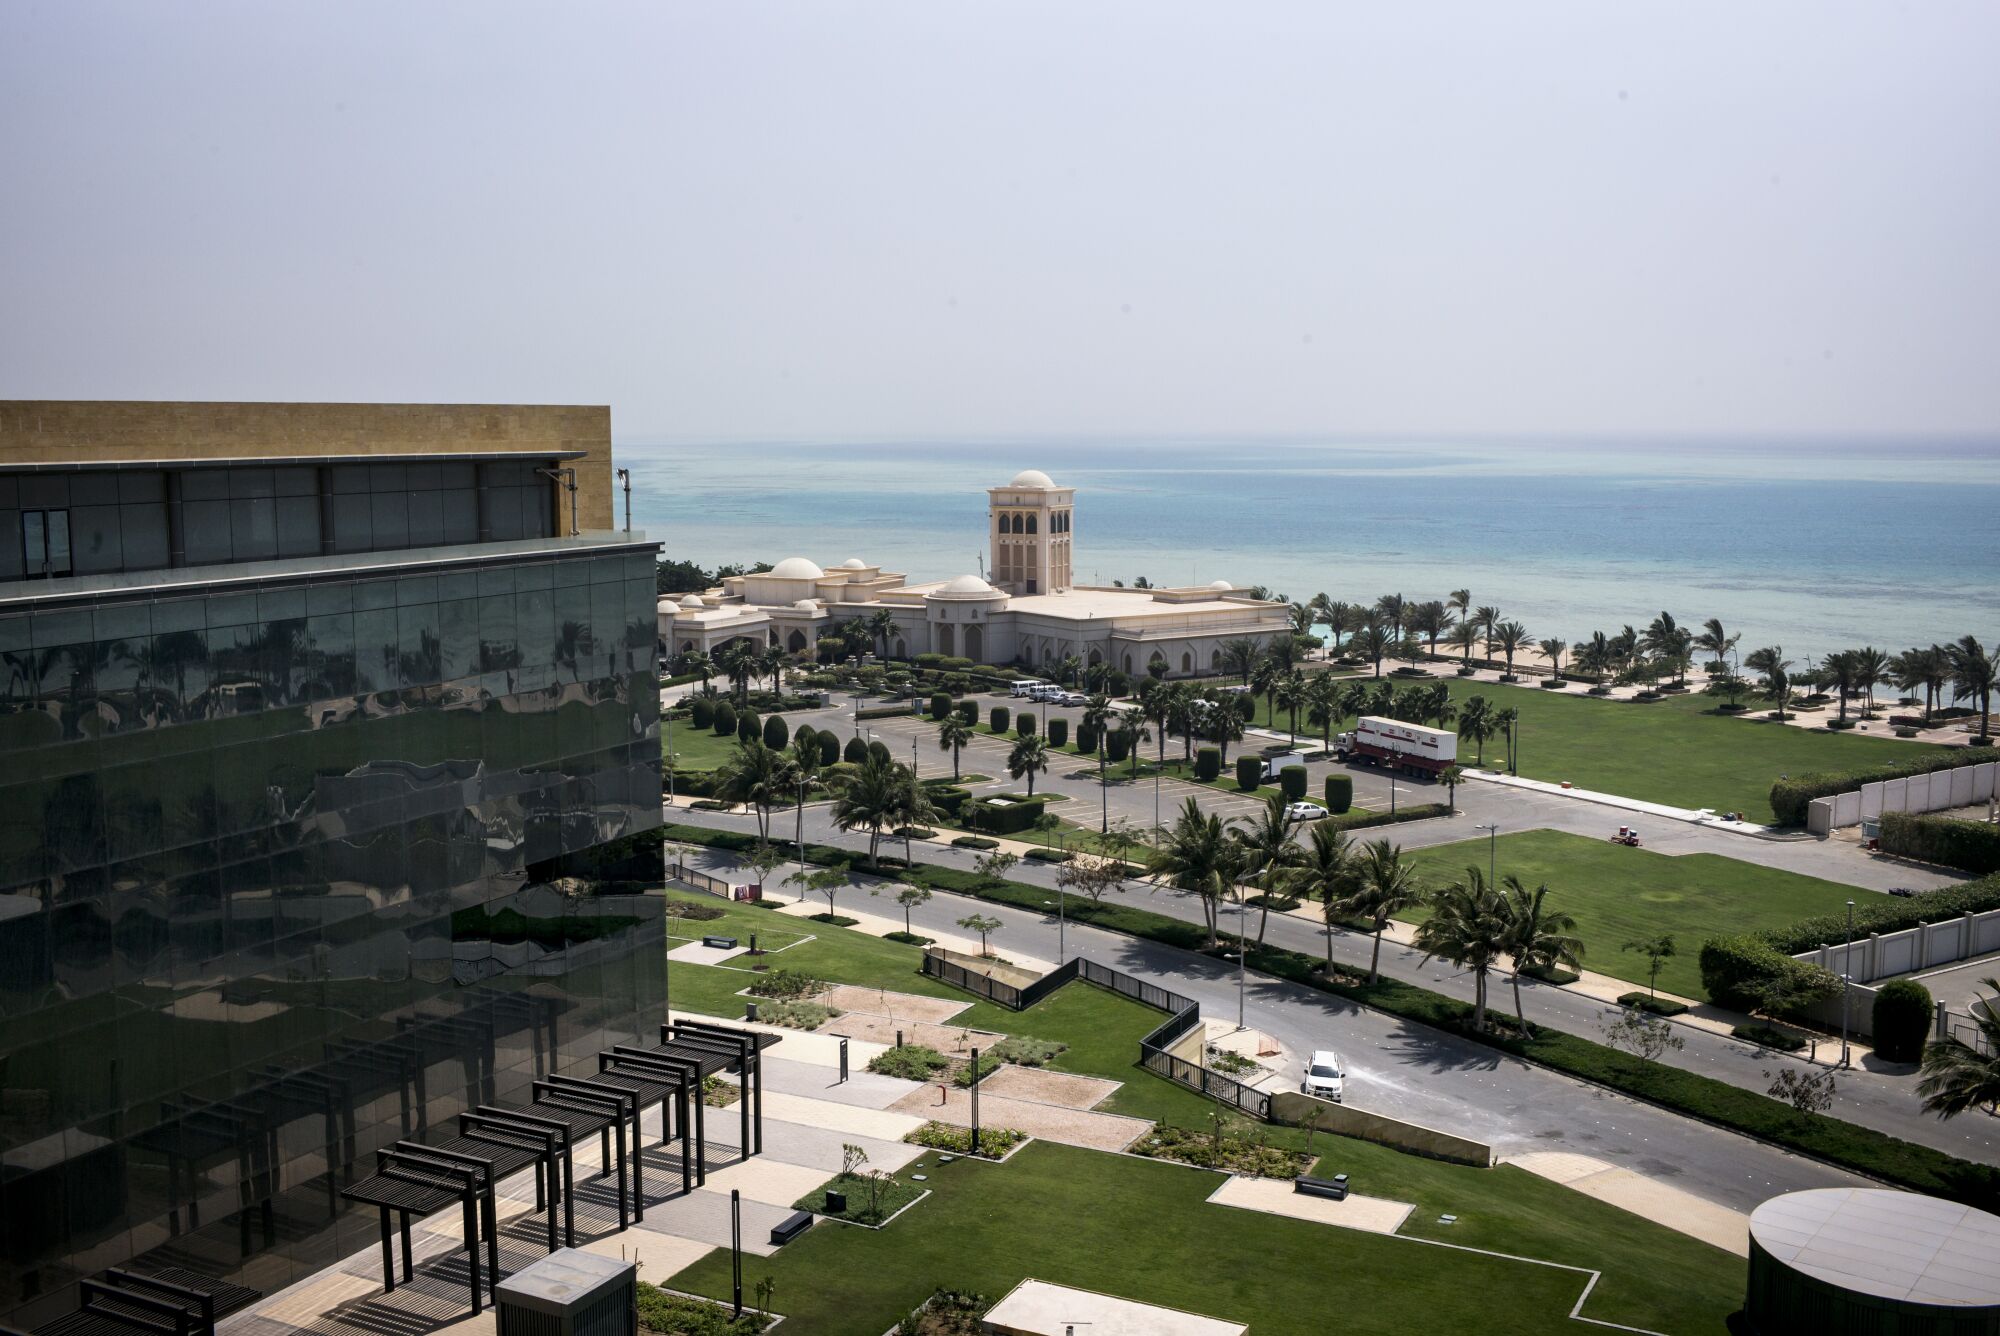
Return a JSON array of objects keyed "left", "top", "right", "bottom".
[
  {"left": 1476, "top": 823, "right": 1498, "bottom": 886},
  {"left": 666, "top": 709, "right": 676, "bottom": 806},
  {"left": 1045, "top": 893, "right": 1066, "bottom": 961},
  {"left": 1840, "top": 899, "right": 1856, "bottom": 1068}
]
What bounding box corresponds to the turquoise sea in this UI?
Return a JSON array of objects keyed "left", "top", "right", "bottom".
[{"left": 620, "top": 438, "right": 2000, "bottom": 664}]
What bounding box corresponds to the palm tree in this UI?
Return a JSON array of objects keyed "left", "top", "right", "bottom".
[
  {"left": 1917, "top": 979, "right": 2000, "bottom": 1118},
  {"left": 1143, "top": 682, "right": 1179, "bottom": 771},
  {"left": 866, "top": 609, "right": 898, "bottom": 661},
  {"left": 1287, "top": 602, "right": 1316, "bottom": 639},
  {"left": 1696, "top": 618, "right": 1740, "bottom": 673},
  {"left": 937, "top": 713, "right": 973, "bottom": 780},
  {"left": 683, "top": 649, "right": 714, "bottom": 689},
  {"left": 1356, "top": 623, "right": 1391, "bottom": 677},
  {"left": 1230, "top": 794, "right": 1306, "bottom": 945},
  {"left": 1823, "top": 649, "right": 1862, "bottom": 724},
  {"left": 1337, "top": 839, "right": 1426, "bottom": 984},
  {"left": 1336, "top": 679, "right": 1368, "bottom": 733},
  {"left": 718, "top": 638, "right": 760, "bottom": 701},
  {"left": 1423, "top": 681, "right": 1456, "bottom": 729},
  {"left": 1892, "top": 646, "right": 1948, "bottom": 725},
  {"left": 1473, "top": 605, "right": 1501, "bottom": 653},
  {"left": 1169, "top": 686, "right": 1202, "bottom": 763},
  {"left": 1115, "top": 706, "right": 1151, "bottom": 778},
  {"left": 1917, "top": 645, "right": 1953, "bottom": 725},
  {"left": 1364, "top": 678, "right": 1397, "bottom": 720},
  {"left": 1413, "top": 867, "right": 1511, "bottom": 1031},
  {"left": 1438, "top": 763, "right": 1465, "bottom": 811},
  {"left": 787, "top": 731, "right": 822, "bottom": 851},
  {"left": 1851, "top": 646, "right": 1890, "bottom": 717},
  {"left": 1447, "top": 621, "right": 1480, "bottom": 665},
  {"left": 1148, "top": 796, "right": 1239, "bottom": 946},
  {"left": 1293, "top": 820, "right": 1359, "bottom": 971},
  {"left": 1448, "top": 589, "right": 1472, "bottom": 629},
  {"left": 1500, "top": 875, "right": 1582, "bottom": 1035},
  {"left": 1493, "top": 706, "right": 1519, "bottom": 773},
  {"left": 1208, "top": 702, "right": 1244, "bottom": 764},
  {"left": 1274, "top": 672, "right": 1307, "bottom": 746},
  {"left": 1411, "top": 600, "right": 1451, "bottom": 659},
  {"left": 896, "top": 770, "right": 939, "bottom": 864},
  {"left": 716, "top": 738, "right": 794, "bottom": 841},
  {"left": 1251, "top": 657, "right": 1282, "bottom": 727},
  {"left": 832, "top": 751, "right": 904, "bottom": 869},
  {"left": 1457, "top": 694, "right": 1495, "bottom": 765},
  {"left": 1306, "top": 672, "right": 1342, "bottom": 750},
  {"left": 1949, "top": 636, "right": 1995, "bottom": 742},
  {"left": 1538, "top": 638, "right": 1567, "bottom": 681},
  {"left": 1489, "top": 621, "right": 1529, "bottom": 678},
  {"left": 1221, "top": 638, "right": 1262, "bottom": 685},
  {"left": 1574, "top": 631, "right": 1612, "bottom": 680},
  {"left": 1746, "top": 645, "right": 1793, "bottom": 720},
  {"left": 1008, "top": 734, "right": 1050, "bottom": 794}
]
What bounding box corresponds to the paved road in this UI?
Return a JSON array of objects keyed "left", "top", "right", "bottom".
[{"left": 669, "top": 824, "right": 1873, "bottom": 1214}]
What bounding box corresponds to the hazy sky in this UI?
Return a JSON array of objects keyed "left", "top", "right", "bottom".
[{"left": 4, "top": 1, "right": 1997, "bottom": 445}]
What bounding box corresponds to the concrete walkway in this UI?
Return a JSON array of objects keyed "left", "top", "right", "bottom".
[
  {"left": 1463, "top": 770, "right": 1773, "bottom": 835},
  {"left": 1207, "top": 1172, "right": 1415, "bottom": 1235},
  {"left": 1511, "top": 1152, "right": 1750, "bottom": 1256}
]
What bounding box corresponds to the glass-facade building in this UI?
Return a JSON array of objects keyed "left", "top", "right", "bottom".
[{"left": 0, "top": 424, "right": 663, "bottom": 1323}]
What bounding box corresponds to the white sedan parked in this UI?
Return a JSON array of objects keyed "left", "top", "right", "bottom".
[{"left": 1284, "top": 802, "right": 1329, "bottom": 822}]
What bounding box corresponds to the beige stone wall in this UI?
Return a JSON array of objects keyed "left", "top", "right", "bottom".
[
  {"left": 0, "top": 400, "right": 615, "bottom": 531},
  {"left": 1268, "top": 1089, "right": 1495, "bottom": 1167}
]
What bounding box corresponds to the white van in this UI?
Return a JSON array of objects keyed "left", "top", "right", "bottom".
[{"left": 1010, "top": 679, "right": 1049, "bottom": 699}]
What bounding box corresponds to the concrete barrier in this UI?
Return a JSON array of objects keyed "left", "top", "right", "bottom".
[{"left": 1268, "top": 1090, "right": 1495, "bottom": 1167}]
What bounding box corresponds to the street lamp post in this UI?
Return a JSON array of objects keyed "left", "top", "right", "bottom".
[
  {"left": 1476, "top": 823, "right": 1498, "bottom": 886},
  {"left": 666, "top": 709, "right": 676, "bottom": 806},
  {"left": 1841, "top": 899, "right": 1856, "bottom": 1068},
  {"left": 1045, "top": 892, "right": 1066, "bottom": 961}
]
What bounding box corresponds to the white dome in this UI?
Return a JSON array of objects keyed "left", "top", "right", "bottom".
[
  {"left": 767, "top": 557, "right": 825, "bottom": 580},
  {"left": 1008, "top": 469, "right": 1055, "bottom": 488},
  {"left": 793, "top": 599, "right": 820, "bottom": 611},
  {"left": 1208, "top": 579, "right": 1235, "bottom": 591},
  {"left": 839, "top": 557, "right": 867, "bottom": 569},
  {"left": 931, "top": 573, "right": 999, "bottom": 599},
  {"left": 678, "top": 594, "right": 705, "bottom": 609}
]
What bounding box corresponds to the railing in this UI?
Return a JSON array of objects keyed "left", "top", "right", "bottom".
[
  {"left": 921, "top": 950, "right": 1272, "bottom": 1121},
  {"left": 667, "top": 859, "right": 734, "bottom": 900},
  {"left": 1941, "top": 1004, "right": 1995, "bottom": 1057}
]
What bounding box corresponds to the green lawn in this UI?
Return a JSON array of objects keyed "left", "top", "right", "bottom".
[
  {"left": 668, "top": 1140, "right": 1740, "bottom": 1335},
  {"left": 1430, "top": 678, "right": 1940, "bottom": 823},
  {"left": 663, "top": 724, "right": 745, "bottom": 772},
  {"left": 1399, "top": 830, "right": 1865, "bottom": 1000}
]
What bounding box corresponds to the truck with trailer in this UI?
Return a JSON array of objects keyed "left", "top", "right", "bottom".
[{"left": 1334, "top": 716, "right": 1458, "bottom": 778}]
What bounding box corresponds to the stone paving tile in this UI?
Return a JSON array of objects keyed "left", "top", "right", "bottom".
[
  {"left": 758, "top": 1053, "right": 922, "bottom": 1109},
  {"left": 705, "top": 1116, "right": 922, "bottom": 1174},
  {"left": 1206, "top": 1172, "right": 1414, "bottom": 1235},
  {"left": 632, "top": 1186, "right": 794, "bottom": 1256},
  {"left": 756, "top": 1089, "right": 926, "bottom": 1139},
  {"left": 701, "top": 1156, "right": 837, "bottom": 1209}
]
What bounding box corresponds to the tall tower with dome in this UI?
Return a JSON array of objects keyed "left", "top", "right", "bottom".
[{"left": 987, "top": 468, "right": 1074, "bottom": 595}]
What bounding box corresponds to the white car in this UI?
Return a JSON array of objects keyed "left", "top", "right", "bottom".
[
  {"left": 1284, "top": 801, "right": 1328, "bottom": 822},
  {"left": 1302, "top": 1049, "right": 1345, "bottom": 1102},
  {"left": 1057, "top": 691, "right": 1088, "bottom": 707}
]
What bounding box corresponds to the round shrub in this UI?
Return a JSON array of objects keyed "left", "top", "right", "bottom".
[
  {"left": 867, "top": 740, "right": 891, "bottom": 764},
  {"left": 689, "top": 697, "right": 714, "bottom": 729},
  {"left": 1325, "top": 773, "right": 1354, "bottom": 814},
  {"left": 1076, "top": 722, "right": 1099, "bottom": 755},
  {"left": 843, "top": 735, "right": 868, "bottom": 765},
  {"left": 737, "top": 709, "right": 760, "bottom": 742},
  {"left": 1017, "top": 711, "right": 1037, "bottom": 739},
  {"left": 955, "top": 700, "right": 978, "bottom": 725},
  {"left": 1194, "top": 747, "right": 1221, "bottom": 782},
  {"left": 990, "top": 705, "right": 1010, "bottom": 734},
  {"left": 1106, "top": 729, "right": 1130, "bottom": 764},
  {"left": 1235, "top": 755, "right": 1261, "bottom": 791},
  {"left": 1872, "top": 978, "right": 1933, "bottom": 1063},
  {"left": 712, "top": 702, "right": 737, "bottom": 737},
  {"left": 1280, "top": 765, "right": 1308, "bottom": 800},
  {"left": 930, "top": 692, "right": 951, "bottom": 719},
  {"left": 1233, "top": 694, "right": 1257, "bottom": 721},
  {"left": 1047, "top": 718, "right": 1068, "bottom": 749},
  {"left": 794, "top": 719, "right": 818, "bottom": 748},
  {"left": 763, "top": 714, "right": 790, "bottom": 748},
  {"left": 817, "top": 729, "right": 840, "bottom": 767}
]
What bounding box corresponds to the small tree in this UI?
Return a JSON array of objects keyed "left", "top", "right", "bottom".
[
  {"left": 786, "top": 865, "right": 850, "bottom": 916},
  {"left": 1621, "top": 934, "right": 1677, "bottom": 1000},
  {"left": 745, "top": 842, "right": 786, "bottom": 899},
  {"left": 1602, "top": 1007, "right": 1686, "bottom": 1062},
  {"left": 841, "top": 1142, "right": 869, "bottom": 1179},
  {"left": 889, "top": 885, "right": 932, "bottom": 935},
  {"left": 864, "top": 1167, "right": 898, "bottom": 1220},
  {"left": 754, "top": 1277, "right": 776, "bottom": 1316},
  {"left": 1056, "top": 850, "right": 1129, "bottom": 903},
  {"left": 958, "top": 913, "right": 1003, "bottom": 956},
  {"left": 973, "top": 849, "right": 1020, "bottom": 885},
  {"left": 1765, "top": 1066, "right": 1836, "bottom": 1117},
  {"left": 1871, "top": 978, "right": 1933, "bottom": 1063}
]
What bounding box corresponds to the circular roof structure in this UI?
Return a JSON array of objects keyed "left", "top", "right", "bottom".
[
  {"left": 1008, "top": 469, "right": 1055, "bottom": 488},
  {"left": 839, "top": 557, "right": 868, "bottom": 569},
  {"left": 1208, "top": 579, "right": 1235, "bottom": 591},
  {"left": 930, "top": 574, "right": 1000, "bottom": 600},
  {"left": 792, "top": 599, "right": 820, "bottom": 611},
  {"left": 767, "top": 557, "right": 825, "bottom": 580},
  {"left": 677, "top": 594, "right": 704, "bottom": 610},
  {"left": 1749, "top": 1189, "right": 2000, "bottom": 1312}
]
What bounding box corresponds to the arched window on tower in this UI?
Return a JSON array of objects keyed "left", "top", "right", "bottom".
[{"left": 1026, "top": 514, "right": 1038, "bottom": 535}]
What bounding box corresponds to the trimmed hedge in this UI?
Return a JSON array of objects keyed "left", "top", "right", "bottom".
[
  {"left": 1106, "top": 730, "right": 1130, "bottom": 764},
  {"left": 1325, "top": 773, "right": 1353, "bottom": 814},
  {"left": 712, "top": 702, "right": 736, "bottom": 737},
  {"left": 737, "top": 710, "right": 760, "bottom": 742},
  {"left": 955, "top": 700, "right": 978, "bottom": 725},
  {"left": 1872, "top": 979, "right": 1933, "bottom": 1063},
  {"left": 661, "top": 820, "right": 2000, "bottom": 1209},
  {"left": 990, "top": 706, "right": 1009, "bottom": 734},
  {"left": 1699, "top": 934, "right": 1839, "bottom": 1013},
  {"left": 930, "top": 692, "right": 952, "bottom": 719},
  {"left": 816, "top": 730, "right": 841, "bottom": 767},
  {"left": 1194, "top": 747, "right": 1221, "bottom": 782},
  {"left": 1320, "top": 803, "right": 1449, "bottom": 833},
  {"left": 1879, "top": 811, "right": 2000, "bottom": 874},
  {"left": 1235, "top": 755, "right": 1261, "bottom": 791},
  {"left": 951, "top": 835, "right": 999, "bottom": 850},
  {"left": 689, "top": 697, "right": 714, "bottom": 729},
  {"left": 1279, "top": 765, "right": 1308, "bottom": 800},
  {"left": 925, "top": 785, "right": 970, "bottom": 816},
  {"left": 1076, "top": 722, "right": 1099, "bottom": 755},
  {"left": 843, "top": 736, "right": 868, "bottom": 764},
  {"left": 1769, "top": 750, "right": 1968, "bottom": 826},
  {"left": 855, "top": 703, "right": 914, "bottom": 721},
  {"left": 1016, "top": 711, "right": 1037, "bottom": 739},
  {"left": 762, "top": 714, "right": 790, "bottom": 749},
  {"left": 968, "top": 794, "right": 1050, "bottom": 835},
  {"left": 1024, "top": 847, "right": 1073, "bottom": 862},
  {"left": 794, "top": 720, "right": 818, "bottom": 748},
  {"left": 1047, "top": 718, "right": 1068, "bottom": 749},
  {"left": 1617, "top": 992, "right": 1689, "bottom": 1017},
  {"left": 1761, "top": 872, "right": 2000, "bottom": 956}
]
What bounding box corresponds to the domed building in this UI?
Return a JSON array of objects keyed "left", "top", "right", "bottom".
[{"left": 658, "top": 470, "right": 1290, "bottom": 676}]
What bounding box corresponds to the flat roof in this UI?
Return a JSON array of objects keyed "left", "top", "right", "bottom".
[
  {"left": 1749, "top": 1188, "right": 2000, "bottom": 1307},
  {"left": 0, "top": 450, "right": 587, "bottom": 472}
]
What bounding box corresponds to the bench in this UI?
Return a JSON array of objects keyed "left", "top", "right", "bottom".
[
  {"left": 1294, "top": 1173, "right": 1350, "bottom": 1201},
  {"left": 702, "top": 935, "right": 739, "bottom": 950},
  {"left": 770, "top": 1210, "right": 815, "bottom": 1246}
]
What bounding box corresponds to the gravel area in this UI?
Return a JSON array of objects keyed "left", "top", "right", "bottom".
[
  {"left": 890, "top": 1083, "right": 1151, "bottom": 1152},
  {"left": 977, "top": 1064, "right": 1120, "bottom": 1111},
  {"left": 817, "top": 984, "right": 971, "bottom": 1024},
  {"left": 819, "top": 1012, "right": 1004, "bottom": 1053}
]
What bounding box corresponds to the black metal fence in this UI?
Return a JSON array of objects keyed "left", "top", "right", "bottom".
[
  {"left": 920, "top": 950, "right": 1272, "bottom": 1120},
  {"left": 668, "top": 859, "right": 734, "bottom": 899}
]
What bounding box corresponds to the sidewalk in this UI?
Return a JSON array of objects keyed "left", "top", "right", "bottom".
[{"left": 1462, "top": 770, "right": 1772, "bottom": 835}]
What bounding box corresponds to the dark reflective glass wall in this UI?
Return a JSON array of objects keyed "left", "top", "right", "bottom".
[{"left": 0, "top": 545, "right": 662, "bottom": 1321}]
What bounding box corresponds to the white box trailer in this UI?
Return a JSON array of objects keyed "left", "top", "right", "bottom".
[{"left": 1335, "top": 716, "right": 1458, "bottom": 776}]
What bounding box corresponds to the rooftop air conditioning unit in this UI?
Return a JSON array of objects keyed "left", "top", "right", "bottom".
[{"left": 495, "top": 1249, "right": 636, "bottom": 1336}]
